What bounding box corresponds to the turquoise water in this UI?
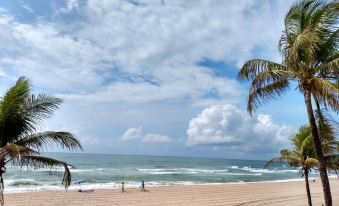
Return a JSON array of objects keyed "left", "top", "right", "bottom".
[{"left": 3, "top": 153, "right": 319, "bottom": 193}]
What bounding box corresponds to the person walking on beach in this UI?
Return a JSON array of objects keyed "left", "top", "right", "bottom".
[
  {"left": 121, "top": 180, "right": 125, "bottom": 193},
  {"left": 140, "top": 179, "right": 145, "bottom": 191}
]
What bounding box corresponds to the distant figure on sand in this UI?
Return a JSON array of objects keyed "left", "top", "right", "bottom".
[
  {"left": 121, "top": 180, "right": 125, "bottom": 192},
  {"left": 140, "top": 179, "right": 145, "bottom": 191}
]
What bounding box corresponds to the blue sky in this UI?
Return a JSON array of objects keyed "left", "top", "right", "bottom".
[{"left": 0, "top": 0, "right": 311, "bottom": 160}]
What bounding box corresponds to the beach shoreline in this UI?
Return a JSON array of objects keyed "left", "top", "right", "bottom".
[
  {"left": 0, "top": 178, "right": 306, "bottom": 194},
  {"left": 5, "top": 179, "right": 339, "bottom": 206},
  {"left": 5, "top": 176, "right": 338, "bottom": 194},
  {"left": 5, "top": 153, "right": 327, "bottom": 194}
]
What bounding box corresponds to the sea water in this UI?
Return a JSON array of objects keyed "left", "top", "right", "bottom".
[{"left": 3, "top": 153, "right": 321, "bottom": 193}]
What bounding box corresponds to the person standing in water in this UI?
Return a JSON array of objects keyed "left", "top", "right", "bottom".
[
  {"left": 140, "top": 179, "right": 145, "bottom": 191},
  {"left": 121, "top": 180, "right": 125, "bottom": 193}
]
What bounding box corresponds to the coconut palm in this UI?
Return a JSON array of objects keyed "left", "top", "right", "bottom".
[
  {"left": 238, "top": 1, "right": 338, "bottom": 205},
  {"left": 266, "top": 125, "right": 338, "bottom": 206},
  {"left": 266, "top": 126, "right": 317, "bottom": 206},
  {"left": 314, "top": 107, "right": 339, "bottom": 172},
  {"left": 0, "top": 77, "right": 82, "bottom": 205}
]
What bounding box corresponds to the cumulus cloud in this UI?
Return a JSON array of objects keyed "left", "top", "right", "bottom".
[
  {"left": 121, "top": 127, "right": 172, "bottom": 143},
  {"left": 120, "top": 126, "right": 143, "bottom": 141},
  {"left": 187, "top": 104, "right": 294, "bottom": 153}
]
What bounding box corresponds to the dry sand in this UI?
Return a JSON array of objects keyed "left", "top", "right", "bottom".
[{"left": 5, "top": 179, "right": 339, "bottom": 206}]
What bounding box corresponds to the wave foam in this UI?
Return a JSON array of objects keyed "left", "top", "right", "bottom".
[
  {"left": 137, "top": 168, "right": 229, "bottom": 175},
  {"left": 241, "top": 167, "right": 299, "bottom": 174}
]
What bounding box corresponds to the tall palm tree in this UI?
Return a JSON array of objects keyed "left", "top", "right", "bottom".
[
  {"left": 238, "top": 1, "right": 338, "bottom": 205},
  {"left": 314, "top": 107, "right": 339, "bottom": 172},
  {"left": 266, "top": 126, "right": 318, "bottom": 206},
  {"left": 0, "top": 77, "right": 82, "bottom": 205}
]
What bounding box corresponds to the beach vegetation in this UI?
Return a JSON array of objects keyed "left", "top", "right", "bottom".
[
  {"left": 266, "top": 125, "right": 338, "bottom": 206},
  {"left": 238, "top": 0, "right": 338, "bottom": 205},
  {"left": 0, "top": 77, "right": 83, "bottom": 205}
]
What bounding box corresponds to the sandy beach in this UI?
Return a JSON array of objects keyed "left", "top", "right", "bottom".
[{"left": 4, "top": 179, "right": 339, "bottom": 206}]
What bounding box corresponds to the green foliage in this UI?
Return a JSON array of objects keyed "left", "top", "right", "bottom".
[
  {"left": 18, "top": 156, "right": 73, "bottom": 188},
  {"left": 0, "top": 77, "right": 82, "bottom": 190},
  {"left": 314, "top": 107, "right": 339, "bottom": 172},
  {"left": 239, "top": 1, "right": 338, "bottom": 204},
  {"left": 266, "top": 125, "right": 318, "bottom": 174},
  {"left": 266, "top": 124, "right": 339, "bottom": 173},
  {"left": 238, "top": 0, "right": 339, "bottom": 114}
]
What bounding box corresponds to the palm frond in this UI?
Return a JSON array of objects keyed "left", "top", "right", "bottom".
[
  {"left": 314, "top": 106, "right": 338, "bottom": 141},
  {"left": 317, "top": 29, "right": 339, "bottom": 63},
  {"left": 14, "top": 131, "right": 83, "bottom": 151},
  {"left": 315, "top": 56, "right": 339, "bottom": 79},
  {"left": 249, "top": 70, "right": 292, "bottom": 90},
  {"left": 290, "top": 125, "right": 312, "bottom": 151},
  {"left": 17, "top": 155, "right": 72, "bottom": 190},
  {"left": 247, "top": 79, "right": 290, "bottom": 114},
  {"left": 23, "top": 94, "right": 62, "bottom": 126},
  {"left": 0, "top": 144, "right": 38, "bottom": 161},
  {"left": 280, "top": 0, "right": 339, "bottom": 66},
  {"left": 0, "top": 77, "right": 31, "bottom": 145},
  {"left": 311, "top": 78, "right": 339, "bottom": 112},
  {"left": 324, "top": 154, "right": 339, "bottom": 164},
  {"left": 280, "top": 0, "right": 323, "bottom": 65},
  {"left": 265, "top": 157, "right": 287, "bottom": 168},
  {"left": 238, "top": 59, "right": 289, "bottom": 80},
  {"left": 283, "top": 0, "right": 314, "bottom": 33},
  {"left": 265, "top": 156, "right": 299, "bottom": 168},
  {"left": 266, "top": 151, "right": 301, "bottom": 168},
  {"left": 301, "top": 136, "right": 314, "bottom": 155},
  {"left": 304, "top": 157, "right": 319, "bottom": 167},
  {"left": 324, "top": 154, "right": 339, "bottom": 172}
]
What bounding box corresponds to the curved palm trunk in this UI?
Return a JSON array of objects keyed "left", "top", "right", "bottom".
[
  {"left": 0, "top": 160, "right": 5, "bottom": 206},
  {"left": 304, "top": 91, "right": 332, "bottom": 206},
  {"left": 304, "top": 170, "right": 312, "bottom": 206}
]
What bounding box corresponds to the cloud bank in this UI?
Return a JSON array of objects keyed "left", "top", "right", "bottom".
[
  {"left": 0, "top": 0, "right": 298, "bottom": 158},
  {"left": 0, "top": 0, "right": 293, "bottom": 105},
  {"left": 187, "top": 104, "right": 294, "bottom": 153}
]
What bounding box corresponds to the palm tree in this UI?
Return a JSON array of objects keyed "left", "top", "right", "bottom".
[
  {"left": 314, "top": 107, "right": 339, "bottom": 172},
  {"left": 0, "top": 77, "right": 82, "bottom": 205},
  {"left": 266, "top": 126, "right": 318, "bottom": 206},
  {"left": 238, "top": 1, "right": 338, "bottom": 205}
]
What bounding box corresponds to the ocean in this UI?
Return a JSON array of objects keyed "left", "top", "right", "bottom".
[{"left": 3, "top": 153, "right": 320, "bottom": 193}]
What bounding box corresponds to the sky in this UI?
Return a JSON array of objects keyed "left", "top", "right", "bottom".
[{"left": 0, "top": 0, "right": 312, "bottom": 160}]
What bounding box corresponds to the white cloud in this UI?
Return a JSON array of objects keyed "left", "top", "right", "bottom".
[
  {"left": 57, "top": 0, "right": 81, "bottom": 13},
  {"left": 0, "top": 0, "right": 299, "bottom": 157},
  {"left": 187, "top": 104, "right": 294, "bottom": 153},
  {"left": 66, "top": 0, "right": 80, "bottom": 11},
  {"left": 0, "top": 0, "right": 294, "bottom": 105},
  {"left": 20, "top": 2, "right": 34, "bottom": 13},
  {"left": 120, "top": 127, "right": 172, "bottom": 143},
  {"left": 121, "top": 126, "right": 143, "bottom": 141},
  {"left": 142, "top": 134, "right": 172, "bottom": 143}
]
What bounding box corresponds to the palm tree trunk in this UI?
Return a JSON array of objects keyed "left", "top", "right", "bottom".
[
  {"left": 0, "top": 160, "right": 5, "bottom": 206},
  {"left": 0, "top": 173, "right": 4, "bottom": 206},
  {"left": 314, "top": 98, "right": 324, "bottom": 129},
  {"left": 304, "top": 170, "right": 312, "bottom": 206},
  {"left": 304, "top": 91, "right": 332, "bottom": 206}
]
